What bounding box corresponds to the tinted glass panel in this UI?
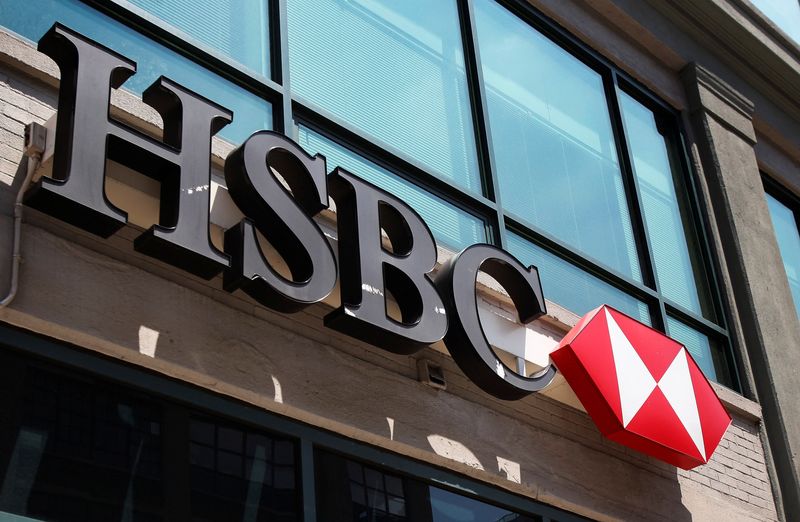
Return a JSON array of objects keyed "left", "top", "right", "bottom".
[
  {"left": 666, "top": 317, "right": 718, "bottom": 382},
  {"left": 507, "top": 233, "right": 651, "bottom": 325},
  {"left": 619, "top": 91, "right": 712, "bottom": 318},
  {"left": 474, "top": 0, "right": 641, "bottom": 281},
  {"left": 287, "top": 0, "right": 480, "bottom": 193},
  {"left": 0, "top": 0, "right": 272, "bottom": 143},
  {"left": 297, "top": 126, "right": 486, "bottom": 251},
  {"left": 0, "top": 365, "right": 164, "bottom": 521},
  {"left": 189, "top": 418, "right": 300, "bottom": 522},
  {"left": 124, "top": 0, "right": 270, "bottom": 77},
  {"left": 766, "top": 192, "right": 800, "bottom": 318},
  {"left": 315, "top": 451, "right": 541, "bottom": 521}
]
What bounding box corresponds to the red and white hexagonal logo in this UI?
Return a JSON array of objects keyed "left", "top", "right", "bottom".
[{"left": 551, "top": 305, "right": 731, "bottom": 469}]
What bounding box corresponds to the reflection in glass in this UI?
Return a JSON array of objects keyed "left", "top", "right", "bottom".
[
  {"left": 125, "top": 0, "right": 271, "bottom": 77},
  {"left": 474, "top": 0, "right": 641, "bottom": 281},
  {"left": 287, "top": 0, "right": 480, "bottom": 193},
  {"left": 619, "top": 91, "right": 712, "bottom": 318},
  {"left": 315, "top": 450, "right": 542, "bottom": 521},
  {"left": 189, "top": 417, "right": 299, "bottom": 521},
  {"left": 429, "top": 487, "right": 540, "bottom": 522},
  {"left": 766, "top": 193, "right": 800, "bottom": 318},
  {"left": 507, "top": 233, "right": 651, "bottom": 325},
  {"left": 0, "top": 367, "right": 164, "bottom": 521},
  {"left": 0, "top": 0, "right": 272, "bottom": 143},
  {"left": 297, "top": 126, "right": 486, "bottom": 251}
]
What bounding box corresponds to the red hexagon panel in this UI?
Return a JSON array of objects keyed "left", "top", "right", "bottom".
[{"left": 551, "top": 305, "right": 731, "bottom": 470}]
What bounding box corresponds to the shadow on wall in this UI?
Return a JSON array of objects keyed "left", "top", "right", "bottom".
[
  {"left": 18, "top": 238, "right": 696, "bottom": 521},
  {"left": 129, "top": 314, "right": 692, "bottom": 521}
]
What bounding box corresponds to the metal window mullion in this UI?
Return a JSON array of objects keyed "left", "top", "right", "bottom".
[
  {"left": 458, "top": 0, "right": 507, "bottom": 248},
  {"left": 275, "top": 0, "right": 294, "bottom": 135},
  {"left": 301, "top": 438, "right": 316, "bottom": 522},
  {"left": 663, "top": 302, "right": 730, "bottom": 338},
  {"left": 655, "top": 298, "right": 669, "bottom": 334},
  {"left": 292, "top": 100, "right": 499, "bottom": 216},
  {"left": 605, "top": 71, "right": 660, "bottom": 296}
]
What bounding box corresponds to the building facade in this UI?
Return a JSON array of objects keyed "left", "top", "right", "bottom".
[{"left": 0, "top": 0, "right": 798, "bottom": 520}]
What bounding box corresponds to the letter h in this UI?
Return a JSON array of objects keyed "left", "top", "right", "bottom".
[{"left": 26, "top": 24, "right": 232, "bottom": 279}]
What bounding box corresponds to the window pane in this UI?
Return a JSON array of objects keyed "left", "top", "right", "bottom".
[
  {"left": 314, "top": 450, "right": 542, "bottom": 521},
  {"left": 474, "top": 0, "right": 641, "bottom": 281},
  {"left": 189, "top": 417, "right": 300, "bottom": 521},
  {"left": 123, "top": 0, "right": 271, "bottom": 77},
  {"left": 766, "top": 193, "right": 800, "bottom": 317},
  {"left": 0, "top": 0, "right": 272, "bottom": 143},
  {"left": 429, "top": 487, "right": 540, "bottom": 522},
  {"left": 297, "top": 126, "right": 486, "bottom": 251},
  {"left": 0, "top": 367, "right": 164, "bottom": 521},
  {"left": 619, "top": 91, "right": 712, "bottom": 318},
  {"left": 507, "top": 233, "right": 651, "bottom": 325},
  {"left": 666, "top": 317, "right": 719, "bottom": 383},
  {"left": 287, "top": 0, "right": 480, "bottom": 193}
]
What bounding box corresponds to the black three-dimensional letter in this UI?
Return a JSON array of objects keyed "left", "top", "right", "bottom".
[
  {"left": 435, "top": 244, "right": 556, "bottom": 400},
  {"left": 26, "top": 24, "right": 231, "bottom": 278},
  {"left": 325, "top": 168, "right": 447, "bottom": 354},
  {"left": 223, "top": 132, "right": 337, "bottom": 312}
]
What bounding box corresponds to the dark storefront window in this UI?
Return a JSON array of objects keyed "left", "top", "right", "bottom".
[
  {"left": 0, "top": 336, "right": 587, "bottom": 521},
  {"left": 189, "top": 418, "right": 299, "bottom": 521},
  {"left": 0, "top": 363, "right": 165, "bottom": 521},
  {"left": 0, "top": 0, "right": 739, "bottom": 387},
  {"left": 315, "top": 451, "right": 543, "bottom": 522}
]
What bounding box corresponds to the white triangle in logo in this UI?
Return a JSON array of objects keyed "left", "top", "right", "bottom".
[
  {"left": 606, "top": 309, "right": 657, "bottom": 427},
  {"left": 658, "top": 348, "right": 706, "bottom": 460}
]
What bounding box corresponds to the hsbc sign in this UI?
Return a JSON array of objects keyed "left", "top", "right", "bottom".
[
  {"left": 552, "top": 306, "right": 731, "bottom": 469},
  {"left": 26, "top": 24, "right": 730, "bottom": 467}
]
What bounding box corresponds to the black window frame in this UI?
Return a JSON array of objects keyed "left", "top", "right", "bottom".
[{"left": 72, "top": 0, "right": 739, "bottom": 391}]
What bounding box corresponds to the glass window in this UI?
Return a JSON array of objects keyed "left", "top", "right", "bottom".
[
  {"left": 287, "top": 0, "right": 481, "bottom": 194},
  {"left": 618, "top": 91, "right": 712, "bottom": 318},
  {"left": 0, "top": 0, "right": 272, "bottom": 143},
  {"left": 0, "top": 350, "right": 301, "bottom": 521},
  {"left": 507, "top": 233, "right": 651, "bottom": 325},
  {"left": 0, "top": 366, "right": 164, "bottom": 521},
  {"left": 123, "top": 0, "right": 271, "bottom": 78},
  {"left": 666, "top": 317, "right": 718, "bottom": 383},
  {"left": 189, "top": 417, "right": 300, "bottom": 522},
  {"left": 314, "top": 450, "right": 542, "bottom": 521},
  {"left": 765, "top": 192, "right": 800, "bottom": 317},
  {"left": 474, "top": 0, "right": 641, "bottom": 282},
  {"left": 297, "top": 126, "right": 487, "bottom": 251},
  {"left": 748, "top": 0, "right": 800, "bottom": 43},
  {"left": 0, "top": 343, "right": 585, "bottom": 522}
]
